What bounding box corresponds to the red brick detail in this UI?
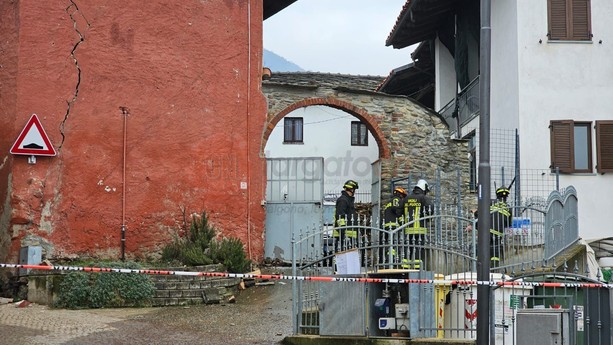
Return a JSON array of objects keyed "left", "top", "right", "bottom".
[{"left": 262, "top": 98, "right": 391, "bottom": 158}]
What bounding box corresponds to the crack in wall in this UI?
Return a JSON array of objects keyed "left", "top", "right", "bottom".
[
  {"left": 34, "top": 1, "right": 90, "bottom": 236},
  {"left": 60, "top": 1, "right": 90, "bottom": 150},
  {"left": 0, "top": 156, "right": 7, "bottom": 171}
]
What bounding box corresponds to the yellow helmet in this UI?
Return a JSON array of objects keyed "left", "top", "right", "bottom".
[
  {"left": 393, "top": 187, "right": 407, "bottom": 196},
  {"left": 496, "top": 187, "right": 509, "bottom": 199},
  {"left": 343, "top": 180, "right": 359, "bottom": 191}
]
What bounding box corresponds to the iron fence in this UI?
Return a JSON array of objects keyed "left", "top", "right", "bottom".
[{"left": 289, "top": 186, "right": 606, "bottom": 343}]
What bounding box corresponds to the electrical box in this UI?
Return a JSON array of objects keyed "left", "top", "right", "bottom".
[
  {"left": 374, "top": 297, "right": 391, "bottom": 316},
  {"left": 19, "top": 246, "right": 42, "bottom": 275},
  {"left": 395, "top": 303, "right": 410, "bottom": 331},
  {"left": 366, "top": 271, "right": 436, "bottom": 338},
  {"left": 395, "top": 303, "right": 409, "bottom": 318},
  {"left": 379, "top": 317, "right": 396, "bottom": 330},
  {"left": 516, "top": 309, "right": 570, "bottom": 345}
]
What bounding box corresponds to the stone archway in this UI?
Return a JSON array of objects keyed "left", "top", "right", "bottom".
[
  {"left": 262, "top": 97, "right": 391, "bottom": 159},
  {"left": 260, "top": 73, "right": 473, "bottom": 262},
  {"left": 261, "top": 72, "right": 471, "bottom": 203}
]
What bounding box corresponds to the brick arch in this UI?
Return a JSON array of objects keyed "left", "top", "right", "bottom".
[{"left": 262, "top": 97, "right": 391, "bottom": 159}]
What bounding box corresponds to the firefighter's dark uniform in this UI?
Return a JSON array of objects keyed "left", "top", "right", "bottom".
[
  {"left": 383, "top": 193, "right": 405, "bottom": 229},
  {"left": 490, "top": 199, "right": 512, "bottom": 267},
  {"left": 382, "top": 192, "right": 405, "bottom": 264},
  {"left": 333, "top": 189, "right": 357, "bottom": 252},
  {"left": 473, "top": 187, "right": 513, "bottom": 268},
  {"left": 403, "top": 187, "right": 432, "bottom": 269}
]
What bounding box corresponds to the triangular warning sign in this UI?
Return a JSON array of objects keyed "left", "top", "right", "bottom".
[{"left": 10, "top": 114, "right": 57, "bottom": 156}]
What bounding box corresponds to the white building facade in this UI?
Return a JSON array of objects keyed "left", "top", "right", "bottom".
[
  {"left": 264, "top": 105, "right": 379, "bottom": 200},
  {"left": 387, "top": 0, "right": 613, "bottom": 241}
]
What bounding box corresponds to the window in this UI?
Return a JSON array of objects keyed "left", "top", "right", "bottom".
[
  {"left": 547, "top": 0, "right": 591, "bottom": 41},
  {"left": 596, "top": 121, "right": 613, "bottom": 173},
  {"left": 284, "top": 117, "right": 303, "bottom": 143},
  {"left": 550, "top": 120, "right": 592, "bottom": 173},
  {"left": 351, "top": 121, "right": 368, "bottom": 146}
]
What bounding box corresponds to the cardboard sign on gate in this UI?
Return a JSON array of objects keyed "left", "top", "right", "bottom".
[
  {"left": 10, "top": 114, "right": 57, "bottom": 156},
  {"left": 335, "top": 249, "right": 360, "bottom": 274}
]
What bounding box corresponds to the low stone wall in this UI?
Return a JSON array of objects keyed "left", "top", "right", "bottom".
[
  {"left": 27, "top": 273, "right": 61, "bottom": 305},
  {"left": 150, "top": 265, "right": 240, "bottom": 306},
  {"left": 26, "top": 264, "right": 240, "bottom": 307}
]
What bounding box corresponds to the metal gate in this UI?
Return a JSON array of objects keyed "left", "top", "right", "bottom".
[{"left": 265, "top": 157, "right": 324, "bottom": 262}]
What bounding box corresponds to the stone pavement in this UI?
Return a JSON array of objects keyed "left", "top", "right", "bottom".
[
  {"left": 0, "top": 279, "right": 293, "bottom": 345},
  {"left": 0, "top": 303, "right": 158, "bottom": 344}
]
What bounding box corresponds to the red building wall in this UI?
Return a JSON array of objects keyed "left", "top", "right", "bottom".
[{"left": 0, "top": 1, "right": 267, "bottom": 263}]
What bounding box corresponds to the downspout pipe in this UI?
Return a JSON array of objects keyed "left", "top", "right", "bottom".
[
  {"left": 476, "top": 0, "right": 492, "bottom": 344},
  {"left": 120, "top": 106, "right": 129, "bottom": 261},
  {"left": 245, "top": 0, "right": 253, "bottom": 262}
]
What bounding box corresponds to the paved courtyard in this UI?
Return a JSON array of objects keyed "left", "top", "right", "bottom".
[{"left": 0, "top": 280, "right": 293, "bottom": 345}]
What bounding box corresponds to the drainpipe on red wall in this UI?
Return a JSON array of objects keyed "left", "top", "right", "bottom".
[
  {"left": 120, "top": 106, "right": 130, "bottom": 261},
  {"left": 245, "top": 0, "right": 253, "bottom": 262}
]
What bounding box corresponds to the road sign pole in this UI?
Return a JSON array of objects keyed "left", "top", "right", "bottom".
[{"left": 477, "top": 0, "right": 492, "bottom": 344}]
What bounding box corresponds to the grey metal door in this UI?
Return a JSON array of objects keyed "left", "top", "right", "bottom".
[
  {"left": 265, "top": 157, "right": 324, "bottom": 262},
  {"left": 319, "top": 280, "right": 367, "bottom": 336}
]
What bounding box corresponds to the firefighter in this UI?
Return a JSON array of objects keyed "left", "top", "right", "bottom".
[
  {"left": 403, "top": 179, "right": 433, "bottom": 269},
  {"left": 490, "top": 187, "right": 512, "bottom": 267},
  {"left": 333, "top": 180, "right": 359, "bottom": 252},
  {"left": 382, "top": 186, "right": 408, "bottom": 265}
]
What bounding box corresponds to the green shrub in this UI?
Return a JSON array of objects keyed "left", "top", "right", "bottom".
[
  {"left": 161, "top": 211, "right": 215, "bottom": 265},
  {"left": 179, "top": 243, "right": 213, "bottom": 266},
  {"left": 54, "top": 261, "right": 155, "bottom": 309},
  {"left": 55, "top": 272, "right": 91, "bottom": 309},
  {"left": 189, "top": 211, "right": 215, "bottom": 246},
  {"left": 210, "top": 237, "right": 251, "bottom": 273},
  {"left": 160, "top": 240, "right": 183, "bottom": 264},
  {"left": 160, "top": 210, "right": 251, "bottom": 273}
]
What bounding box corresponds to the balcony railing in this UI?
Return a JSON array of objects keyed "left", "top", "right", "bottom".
[{"left": 440, "top": 76, "right": 480, "bottom": 137}]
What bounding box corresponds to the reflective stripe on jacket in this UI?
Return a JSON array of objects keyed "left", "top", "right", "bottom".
[
  {"left": 383, "top": 195, "right": 404, "bottom": 228},
  {"left": 489, "top": 201, "right": 512, "bottom": 239},
  {"left": 333, "top": 190, "right": 357, "bottom": 238},
  {"left": 404, "top": 190, "right": 432, "bottom": 235}
]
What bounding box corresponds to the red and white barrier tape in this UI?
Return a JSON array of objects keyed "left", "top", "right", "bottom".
[{"left": 1, "top": 263, "right": 611, "bottom": 289}]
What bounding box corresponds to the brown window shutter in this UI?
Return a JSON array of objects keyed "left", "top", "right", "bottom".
[
  {"left": 571, "top": 0, "right": 591, "bottom": 40},
  {"left": 550, "top": 120, "right": 573, "bottom": 173},
  {"left": 596, "top": 121, "right": 613, "bottom": 173},
  {"left": 549, "top": 0, "right": 569, "bottom": 40}
]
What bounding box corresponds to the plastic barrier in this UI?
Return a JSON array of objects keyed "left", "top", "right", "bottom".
[{"left": 1, "top": 263, "right": 612, "bottom": 288}]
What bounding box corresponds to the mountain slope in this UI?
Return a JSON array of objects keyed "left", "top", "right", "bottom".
[{"left": 264, "top": 49, "right": 304, "bottom": 72}]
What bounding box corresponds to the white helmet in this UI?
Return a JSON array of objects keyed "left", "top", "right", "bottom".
[{"left": 415, "top": 179, "right": 429, "bottom": 193}]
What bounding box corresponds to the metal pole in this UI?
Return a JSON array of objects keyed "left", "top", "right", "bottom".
[
  {"left": 515, "top": 129, "right": 521, "bottom": 206},
  {"left": 477, "top": 0, "right": 492, "bottom": 344},
  {"left": 120, "top": 106, "right": 129, "bottom": 261},
  {"left": 291, "top": 233, "right": 298, "bottom": 334}
]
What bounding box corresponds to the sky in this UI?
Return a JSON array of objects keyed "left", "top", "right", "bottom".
[{"left": 263, "top": 0, "right": 411, "bottom": 76}]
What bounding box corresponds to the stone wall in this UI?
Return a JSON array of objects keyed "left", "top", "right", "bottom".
[
  {"left": 26, "top": 264, "right": 240, "bottom": 307},
  {"left": 263, "top": 73, "right": 471, "bottom": 207},
  {"left": 150, "top": 274, "right": 239, "bottom": 307},
  {"left": 2, "top": 1, "right": 268, "bottom": 263}
]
